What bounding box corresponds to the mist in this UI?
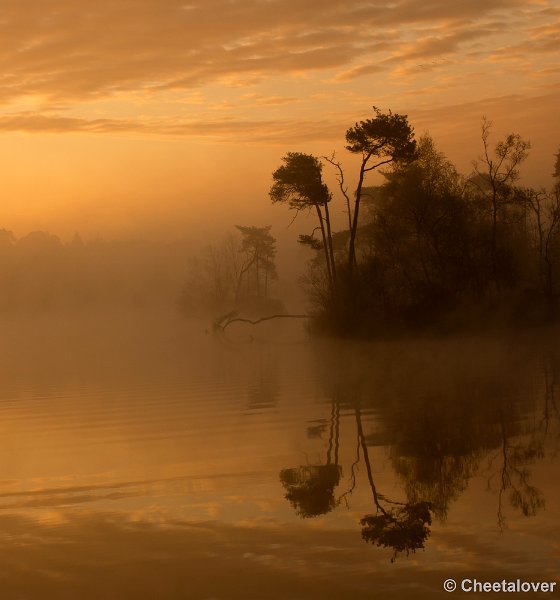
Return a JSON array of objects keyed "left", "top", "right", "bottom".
[{"left": 1, "top": 0, "right": 559, "bottom": 595}]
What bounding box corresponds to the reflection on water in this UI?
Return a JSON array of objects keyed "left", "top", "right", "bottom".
[{"left": 0, "top": 311, "right": 559, "bottom": 598}]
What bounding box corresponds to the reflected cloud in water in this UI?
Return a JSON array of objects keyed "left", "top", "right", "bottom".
[{"left": 0, "top": 313, "right": 559, "bottom": 592}]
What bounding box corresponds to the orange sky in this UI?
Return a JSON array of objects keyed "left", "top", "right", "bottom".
[{"left": 0, "top": 0, "right": 559, "bottom": 242}]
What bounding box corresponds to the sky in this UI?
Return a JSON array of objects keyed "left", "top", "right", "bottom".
[{"left": 0, "top": 0, "right": 559, "bottom": 244}]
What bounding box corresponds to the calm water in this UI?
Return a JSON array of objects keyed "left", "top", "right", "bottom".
[{"left": 0, "top": 311, "right": 559, "bottom": 599}]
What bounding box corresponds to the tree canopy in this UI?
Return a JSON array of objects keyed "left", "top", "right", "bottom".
[
  {"left": 345, "top": 106, "right": 417, "bottom": 167},
  {"left": 270, "top": 152, "right": 330, "bottom": 210}
]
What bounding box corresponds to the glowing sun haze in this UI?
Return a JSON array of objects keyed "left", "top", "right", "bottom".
[{"left": 0, "top": 0, "right": 559, "bottom": 240}]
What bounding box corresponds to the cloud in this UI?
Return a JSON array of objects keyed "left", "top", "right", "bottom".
[
  {"left": 412, "top": 89, "right": 560, "bottom": 125},
  {"left": 334, "top": 22, "right": 506, "bottom": 82},
  {"left": 0, "top": 111, "right": 346, "bottom": 143},
  {"left": 0, "top": 0, "right": 550, "bottom": 106},
  {"left": 334, "top": 63, "right": 386, "bottom": 82},
  {"left": 489, "top": 19, "right": 560, "bottom": 58},
  {"left": 241, "top": 93, "right": 300, "bottom": 106},
  {"left": 2, "top": 81, "right": 558, "bottom": 147},
  {"left": 0, "top": 113, "right": 141, "bottom": 133}
]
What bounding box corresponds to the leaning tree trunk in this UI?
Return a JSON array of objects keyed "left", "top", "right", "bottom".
[
  {"left": 323, "top": 200, "right": 337, "bottom": 291},
  {"left": 315, "top": 203, "right": 334, "bottom": 295}
]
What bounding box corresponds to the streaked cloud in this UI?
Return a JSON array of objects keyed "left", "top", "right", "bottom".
[
  {"left": 0, "top": 111, "right": 346, "bottom": 143},
  {"left": 0, "top": 0, "right": 555, "bottom": 110}
]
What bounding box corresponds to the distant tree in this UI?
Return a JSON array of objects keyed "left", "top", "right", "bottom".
[
  {"left": 345, "top": 106, "right": 417, "bottom": 274},
  {"left": 235, "top": 225, "right": 277, "bottom": 299},
  {"left": 178, "top": 226, "right": 280, "bottom": 318},
  {"left": 270, "top": 153, "right": 336, "bottom": 296},
  {"left": 16, "top": 230, "right": 63, "bottom": 255},
  {"left": 0, "top": 230, "right": 16, "bottom": 309},
  {"left": 178, "top": 233, "right": 243, "bottom": 314},
  {"left": 68, "top": 232, "right": 85, "bottom": 251},
  {"left": 0, "top": 229, "right": 15, "bottom": 250}
]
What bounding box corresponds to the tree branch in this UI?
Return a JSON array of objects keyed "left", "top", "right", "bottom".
[{"left": 216, "top": 313, "right": 311, "bottom": 333}]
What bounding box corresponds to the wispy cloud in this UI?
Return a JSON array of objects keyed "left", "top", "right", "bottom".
[
  {"left": 0, "top": 111, "right": 347, "bottom": 143},
  {"left": 3, "top": 85, "right": 558, "bottom": 147},
  {"left": 0, "top": 0, "right": 555, "bottom": 149},
  {"left": 0, "top": 0, "right": 552, "bottom": 105}
]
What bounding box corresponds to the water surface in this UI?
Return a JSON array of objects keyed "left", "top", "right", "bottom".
[{"left": 0, "top": 312, "right": 558, "bottom": 598}]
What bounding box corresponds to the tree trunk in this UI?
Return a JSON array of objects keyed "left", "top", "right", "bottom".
[
  {"left": 323, "top": 201, "right": 337, "bottom": 290},
  {"left": 348, "top": 158, "right": 368, "bottom": 276},
  {"left": 315, "top": 204, "right": 334, "bottom": 294}
]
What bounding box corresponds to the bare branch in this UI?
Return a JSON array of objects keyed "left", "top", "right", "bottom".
[
  {"left": 322, "top": 152, "right": 353, "bottom": 231},
  {"left": 216, "top": 313, "right": 311, "bottom": 333}
]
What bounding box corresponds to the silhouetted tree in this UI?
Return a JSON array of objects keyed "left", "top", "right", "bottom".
[
  {"left": 269, "top": 111, "right": 559, "bottom": 333},
  {"left": 358, "top": 135, "right": 474, "bottom": 325},
  {"left": 522, "top": 185, "right": 560, "bottom": 319},
  {"left": 472, "top": 118, "right": 531, "bottom": 293},
  {"left": 345, "top": 106, "right": 416, "bottom": 274},
  {"left": 270, "top": 153, "right": 336, "bottom": 297}
]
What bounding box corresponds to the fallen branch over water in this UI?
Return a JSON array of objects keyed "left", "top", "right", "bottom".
[{"left": 215, "top": 312, "right": 311, "bottom": 333}]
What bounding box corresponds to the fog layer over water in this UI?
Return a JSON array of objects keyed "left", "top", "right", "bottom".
[{"left": 0, "top": 310, "right": 558, "bottom": 598}]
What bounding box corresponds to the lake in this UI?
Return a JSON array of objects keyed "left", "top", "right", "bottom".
[{"left": 0, "top": 311, "right": 558, "bottom": 598}]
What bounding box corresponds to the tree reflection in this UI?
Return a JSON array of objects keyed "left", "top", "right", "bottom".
[
  {"left": 355, "top": 404, "right": 433, "bottom": 562},
  {"left": 387, "top": 401, "right": 485, "bottom": 521},
  {"left": 246, "top": 355, "right": 279, "bottom": 411},
  {"left": 489, "top": 410, "right": 546, "bottom": 530},
  {"left": 279, "top": 396, "right": 434, "bottom": 561},
  {"left": 279, "top": 463, "right": 342, "bottom": 518},
  {"left": 279, "top": 337, "right": 559, "bottom": 559},
  {"left": 360, "top": 502, "right": 432, "bottom": 563},
  {"left": 387, "top": 387, "right": 548, "bottom": 529},
  {"left": 279, "top": 394, "right": 342, "bottom": 518},
  {"left": 542, "top": 345, "right": 560, "bottom": 435}
]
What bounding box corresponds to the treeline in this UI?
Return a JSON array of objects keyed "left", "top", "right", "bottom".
[
  {"left": 0, "top": 230, "right": 188, "bottom": 312},
  {"left": 0, "top": 224, "right": 284, "bottom": 317},
  {"left": 270, "top": 108, "right": 560, "bottom": 335}
]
